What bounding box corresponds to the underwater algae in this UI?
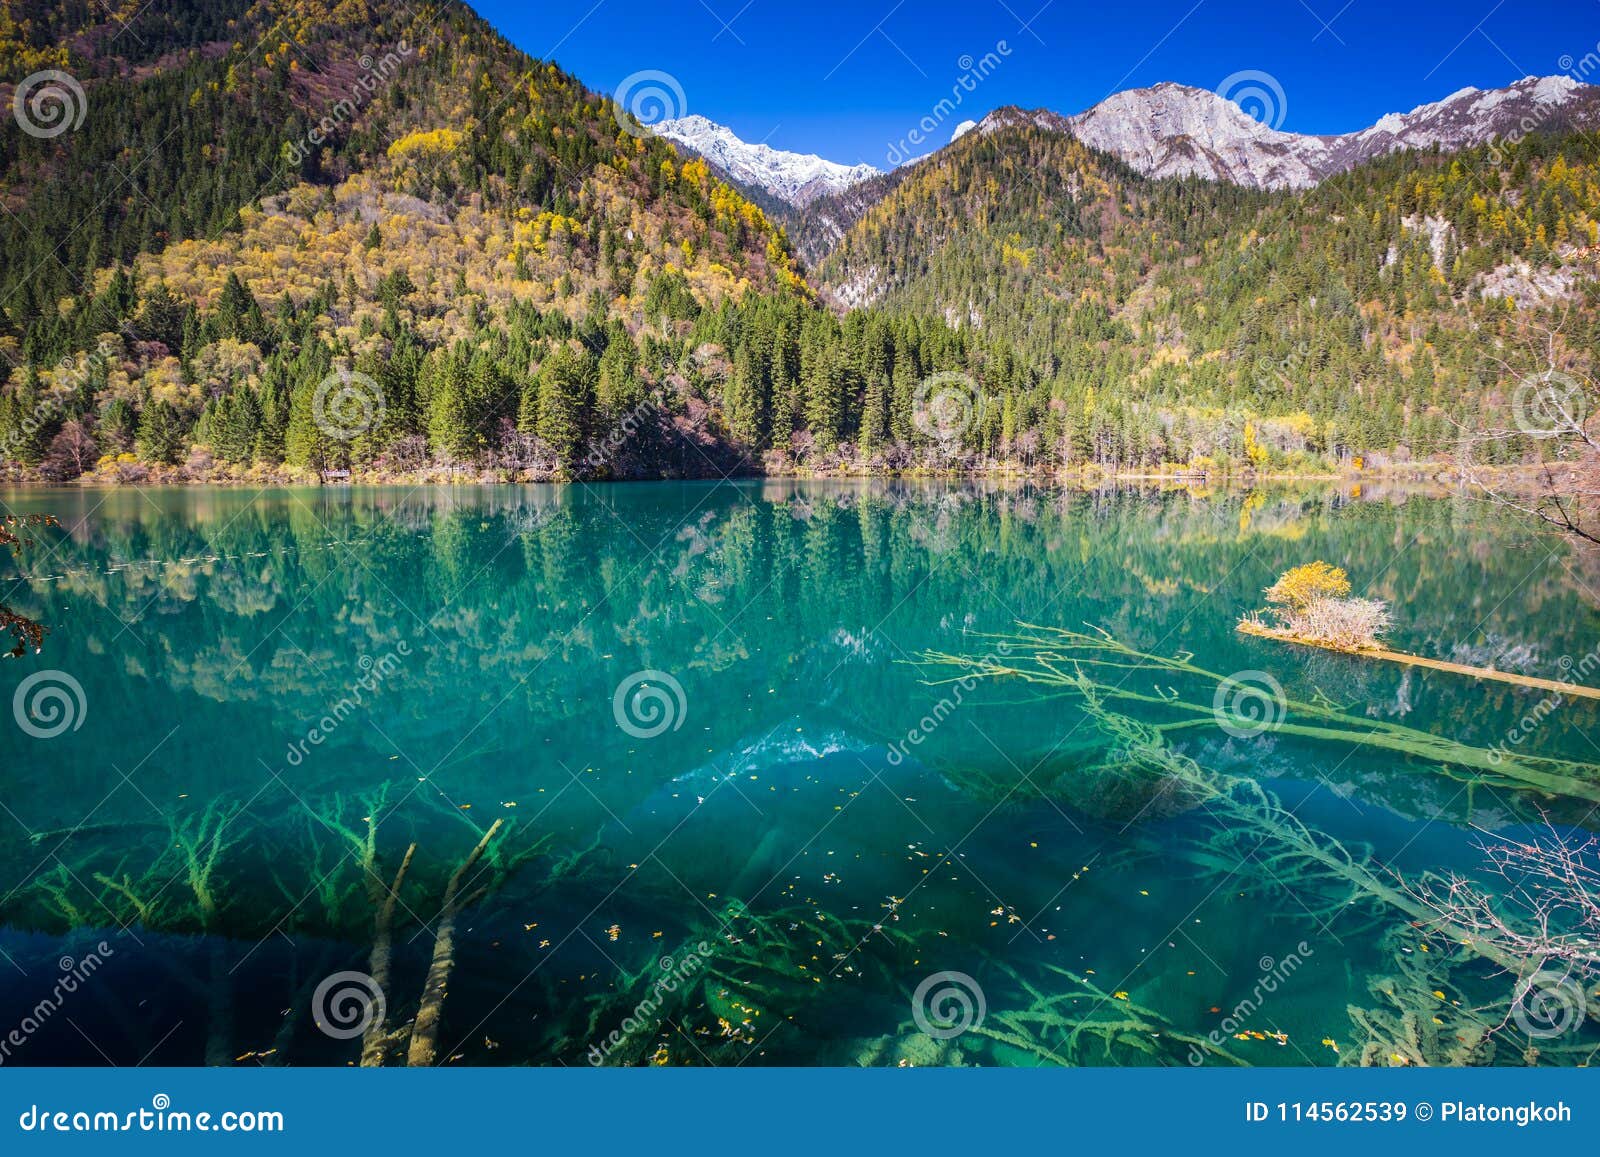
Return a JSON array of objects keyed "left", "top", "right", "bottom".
[{"left": 915, "top": 625, "right": 1600, "bottom": 1065}]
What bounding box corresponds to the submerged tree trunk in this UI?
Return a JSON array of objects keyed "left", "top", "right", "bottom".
[
  {"left": 407, "top": 821, "right": 501, "bottom": 1067},
  {"left": 360, "top": 843, "right": 415, "bottom": 1068}
]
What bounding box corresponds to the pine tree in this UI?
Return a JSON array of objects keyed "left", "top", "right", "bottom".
[
  {"left": 596, "top": 326, "right": 643, "bottom": 422},
  {"left": 768, "top": 322, "right": 799, "bottom": 449},
  {"left": 724, "top": 343, "right": 765, "bottom": 448},
  {"left": 536, "top": 344, "right": 595, "bottom": 472},
  {"left": 136, "top": 399, "right": 185, "bottom": 464},
  {"left": 804, "top": 343, "right": 842, "bottom": 451},
  {"left": 429, "top": 355, "right": 474, "bottom": 463},
  {"left": 859, "top": 368, "right": 888, "bottom": 452}
]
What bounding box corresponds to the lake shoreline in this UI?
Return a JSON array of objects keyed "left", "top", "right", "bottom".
[{"left": 3, "top": 461, "right": 1582, "bottom": 494}]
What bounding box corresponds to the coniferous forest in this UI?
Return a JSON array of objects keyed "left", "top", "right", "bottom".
[{"left": 2, "top": 0, "right": 1598, "bottom": 484}]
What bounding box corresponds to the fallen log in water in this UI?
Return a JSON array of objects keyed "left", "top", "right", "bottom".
[
  {"left": 917, "top": 622, "right": 1600, "bottom": 804},
  {"left": 1236, "top": 619, "right": 1600, "bottom": 701}
]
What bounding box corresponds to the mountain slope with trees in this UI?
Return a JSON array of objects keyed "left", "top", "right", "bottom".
[
  {"left": 0, "top": 0, "right": 1597, "bottom": 484},
  {"left": 0, "top": 0, "right": 825, "bottom": 481},
  {"left": 800, "top": 115, "right": 1600, "bottom": 470}
]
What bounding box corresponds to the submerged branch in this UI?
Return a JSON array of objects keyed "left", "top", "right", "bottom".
[{"left": 919, "top": 623, "right": 1600, "bottom": 804}]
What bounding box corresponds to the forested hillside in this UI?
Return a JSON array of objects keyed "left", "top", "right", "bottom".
[
  {"left": 0, "top": 0, "right": 815, "bottom": 481},
  {"left": 0, "top": 0, "right": 1596, "bottom": 483},
  {"left": 809, "top": 116, "right": 1600, "bottom": 469}
]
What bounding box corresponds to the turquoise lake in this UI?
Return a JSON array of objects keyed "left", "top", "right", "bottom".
[{"left": 2, "top": 482, "right": 1598, "bottom": 1066}]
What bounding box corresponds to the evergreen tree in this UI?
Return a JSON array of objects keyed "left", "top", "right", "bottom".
[
  {"left": 724, "top": 343, "right": 765, "bottom": 448},
  {"left": 135, "top": 399, "right": 186, "bottom": 464},
  {"left": 536, "top": 344, "right": 595, "bottom": 472},
  {"left": 429, "top": 355, "right": 475, "bottom": 462}
]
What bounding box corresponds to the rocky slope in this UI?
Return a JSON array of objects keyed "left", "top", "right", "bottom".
[{"left": 1065, "top": 75, "right": 1600, "bottom": 189}]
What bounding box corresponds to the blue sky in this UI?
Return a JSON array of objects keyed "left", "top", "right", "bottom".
[{"left": 477, "top": 0, "right": 1598, "bottom": 168}]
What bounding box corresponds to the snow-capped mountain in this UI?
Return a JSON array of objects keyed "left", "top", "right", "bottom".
[
  {"left": 653, "top": 115, "right": 879, "bottom": 207},
  {"left": 1065, "top": 82, "right": 1325, "bottom": 188},
  {"left": 1324, "top": 75, "right": 1598, "bottom": 171},
  {"left": 1061, "top": 75, "right": 1600, "bottom": 190},
  {"left": 662, "top": 77, "right": 1596, "bottom": 210}
]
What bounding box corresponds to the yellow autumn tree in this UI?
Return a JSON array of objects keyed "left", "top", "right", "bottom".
[{"left": 1264, "top": 561, "right": 1350, "bottom": 611}]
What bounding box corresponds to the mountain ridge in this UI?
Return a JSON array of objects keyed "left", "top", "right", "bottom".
[
  {"left": 1064, "top": 74, "right": 1600, "bottom": 188},
  {"left": 653, "top": 113, "right": 879, "bottom": 207},
  {"left": 663, "top": 74, "right": 1600, "bottom": 214}
]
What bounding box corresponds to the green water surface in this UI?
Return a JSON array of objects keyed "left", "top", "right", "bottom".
[{"left": 1, "top": 482, "right": 1597, "bottom": 1067}]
